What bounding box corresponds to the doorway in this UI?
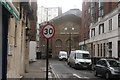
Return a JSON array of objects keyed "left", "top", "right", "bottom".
[
  {"left": 2, "top": 5, "right": 10, "bottom": 79},
  {"left": 118, "top": 41, "right": 120, "bottom": 58}
]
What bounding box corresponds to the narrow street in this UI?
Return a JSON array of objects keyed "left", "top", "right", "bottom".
[
  {"left": 50, "top": 59, "right": 105, "bottom": 80},
  {"left": 1, "top": 0, "right": 120, "bottom": 79}
]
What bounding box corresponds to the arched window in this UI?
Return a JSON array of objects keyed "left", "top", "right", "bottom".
[
  {"left": 55, "top": 39, "right": 62, "bottom": 48},
  {"left": 66, "top": 39, "right": 73, "bottom": 48}
]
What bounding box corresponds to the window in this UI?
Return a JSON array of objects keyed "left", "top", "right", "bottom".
[
  {"left": 108, "top": 60, "right": 120, "bottom": 67},
  {"left": 84, "top": 23, "right": 86, "bottom": 28},
  {"left": 14, "top": 21, "right": 17, "bottom": 47},
  {"left": 101, "top": 60, "right": 107, "bottom": 66},
  {"left": 93, "top": 45, "right": 95, "bottom": 56},
  {"left": 109, "top": 19, "right": 112, "bottom": 31},
  {"left": 91, "top": 7, "right": 95, "bottom": 16},
  {"left": 91, "top": 28, "right": 95, "bottom": 37},
  {"left": 118, "top": 14, "right": 120, "bottom": 27},
  {"left": 98, "top": 44, "right": 99, "bottom": 57},
  {"left": 84, "top": 2, "right": 87, "bottom": 5},
  {"left": 118, "top": 41, "right": 120, "bottom": 57},
  {"left": 103, "top": 43, "right": 106, "bottom": 57},
  {"left": 97, "top": 60, "right": 107, "bottom": 66},
  {"left": 91, "top": 2, "right": 95, "bottom": 8},
  {"left": 99, "top": 1, "right": 104, "bottom": 8},
  {"left": 109, "top": 42, "right": 112, "bottom": 49},
  {"left": 99, "top": 1, "right": 104, "bottom": 17},
  {"left": 88, "top": 18, "right": 91, "bottom": 27},
  {"left": 88, "top": 7, "right": 90, "bottom": 13},
  {"left": 101, "top": 44, "right": 102, "bottom": 57},
  {"left": 91, "top": 16, "right": 95, "bottom": 22},
  {"left": 99, "top": 9, "right": 104, "bottom": 17},
  {"left": 97, "top": 60, "right": 102, "bottom": 65},
  {"left": 84, "top": 10, "right": 87, "bottom": 17},
  {"left": 99, "top": 23, "right": 104, "bottom": 34},
  {"left": 109, "top": 42, "right": 112, "bottom": 57}
]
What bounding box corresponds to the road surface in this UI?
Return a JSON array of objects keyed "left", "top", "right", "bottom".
[{"left": 50, "top": 59, "right": 105, "bottom": 80}]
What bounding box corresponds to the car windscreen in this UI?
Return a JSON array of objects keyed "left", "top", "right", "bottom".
[
  {"left": 76, "top": 53, "right": 90, "bottom": 59},
  {"left": 60, "top": 53, "right": 67, "bottom": 56},
  {"left": 108, "top": 60, "right": 120, "bottom": 67}
]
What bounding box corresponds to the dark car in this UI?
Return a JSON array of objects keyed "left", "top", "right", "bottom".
[{"left": 94, "top": 59, "right": 120, "bottom": 79}]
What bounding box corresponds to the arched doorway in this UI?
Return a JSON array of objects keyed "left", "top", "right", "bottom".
[
  {"left": 66, "top": 39, "right": 73, "bottom": 55},
  {"left": 55, "top": 39, "right": 62, "bottom": 57}
]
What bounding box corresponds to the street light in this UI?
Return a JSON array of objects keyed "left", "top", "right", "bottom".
[
  {"left": 64, "top": 27, "right": 74, "bottom": 56},
  {"left": 84, "top": 37, "right": 86, "bottom": 50}
]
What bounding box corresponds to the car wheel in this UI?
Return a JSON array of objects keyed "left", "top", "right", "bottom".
[
  {"left": 94, "top": 70, "right": 98, "bottom": 76},
  {"left": 105, "top": 72, "right": 111, "bottom": 80}
]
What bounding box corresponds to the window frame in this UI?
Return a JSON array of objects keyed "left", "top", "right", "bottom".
[
  {"left": 99, "top": 23, "right": 104, "bottom": 34},
  {"left": 109, "top": 19, "right": 112, "bottom": 31}
]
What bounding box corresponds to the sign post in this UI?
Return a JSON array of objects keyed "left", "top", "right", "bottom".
[{"left": 42, "top": 24, "right": 55, "bottom": 80}]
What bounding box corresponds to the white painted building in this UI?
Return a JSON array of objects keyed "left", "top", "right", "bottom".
[
  {"left": 79, "top": 5, "right": 120, "bottom": 58},
  {"left": 37, "top": 6, "right": 62, "bottom": 23}
]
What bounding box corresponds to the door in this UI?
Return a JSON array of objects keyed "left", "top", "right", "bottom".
[
  {"left": 0, "top": 3, "right": 2, "bottom": 79},
  {"left": 99, "top": 60, "right": 108, "bottom": 75},
  {"left": 118, "top": 41, "right": 120, "bottom": 57},
  {"left": 2, "top": 5, "right": 9, "bottom": 79},
  {"left": 96, "top": 60, "right": 107, "bottom": 75}
]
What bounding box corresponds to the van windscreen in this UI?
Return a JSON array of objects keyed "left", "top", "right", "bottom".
[{"left": 76, "top": 53, "right": 90, "bottom": 59}]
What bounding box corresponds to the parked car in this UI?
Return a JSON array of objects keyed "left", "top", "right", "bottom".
[
  {"left": 67, "top": 50, "right": 92, "bottom": 69},
  {"left": 58, "top": 51, "right": 68, "bottom": 61},
  {"left": 94, "top": 59, "right": 120, "bottom": 79}
]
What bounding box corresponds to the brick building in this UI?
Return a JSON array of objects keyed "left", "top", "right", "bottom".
[{"left": 39, "top": 9, "right": 82, "bottom": 58}]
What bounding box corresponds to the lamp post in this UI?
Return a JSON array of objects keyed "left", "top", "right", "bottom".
[
  {"left": 84, "top": 37, "right": 86, "bottom": 50},
  {"left": 65, "top": 27, "right": 74, "bottom": 56}
]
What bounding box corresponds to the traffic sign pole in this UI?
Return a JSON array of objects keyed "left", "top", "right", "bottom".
[
  {"left": 42, "top": 24, "right": 55, "bottom": 80},
  {"left": 46, "top": 39, "right": 49, "bottom": 80}
]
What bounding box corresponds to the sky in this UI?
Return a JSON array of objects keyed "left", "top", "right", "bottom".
[{"left": 37, "top": 0, "right": 83, "bottom": 13}]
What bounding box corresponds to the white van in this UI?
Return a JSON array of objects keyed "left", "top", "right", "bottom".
[
  {"left": 68, "top": 50, "right": 91, "bottom": 69},
  {"left": 58, "top": 51, "right": 68, "bottom": 61}
]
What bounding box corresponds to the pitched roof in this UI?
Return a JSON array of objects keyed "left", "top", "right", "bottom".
[
  {"left": 49, "top": 9, "right": 82, "bottom": 26},
  {"left": 50, "top": 9, "right": 82, "bottom": 22}
]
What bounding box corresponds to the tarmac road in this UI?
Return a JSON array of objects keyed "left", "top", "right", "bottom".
[{"left": 50, "top": 59, "right": 105, "bottom": 80}]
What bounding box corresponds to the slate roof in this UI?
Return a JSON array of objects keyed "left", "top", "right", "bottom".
[{"left": 49, "top": 9, "right": 82, "bottom": 26}]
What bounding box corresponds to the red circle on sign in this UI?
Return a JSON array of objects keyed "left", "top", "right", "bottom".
[{"left": 42, "top": 24, "right": 55, "bottom": 39}]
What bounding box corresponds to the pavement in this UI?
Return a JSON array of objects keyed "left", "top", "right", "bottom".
[{"left": 22, "top": 60, "right": 47, "bottom": 79}]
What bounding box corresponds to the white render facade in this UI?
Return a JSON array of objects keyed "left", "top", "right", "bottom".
[{"left": 79, "top": 6, "right": 120, "bottom": 58}]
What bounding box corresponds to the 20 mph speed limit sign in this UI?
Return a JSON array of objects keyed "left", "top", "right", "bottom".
[{"left": 42, "top": 24, "right": 55, "bottom": 39}]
